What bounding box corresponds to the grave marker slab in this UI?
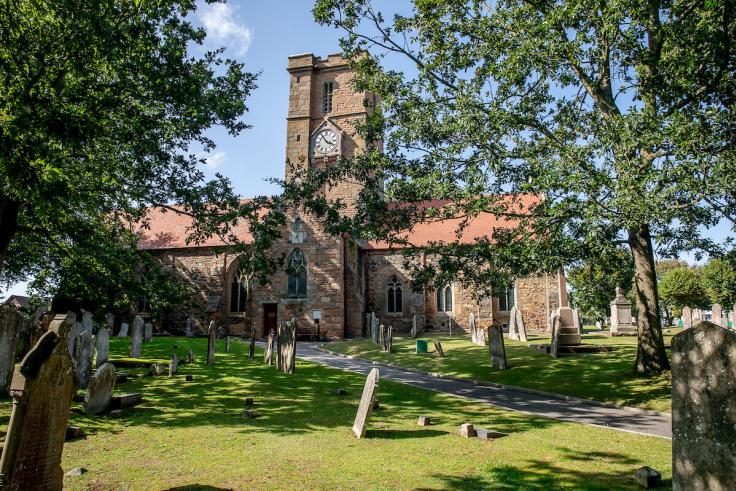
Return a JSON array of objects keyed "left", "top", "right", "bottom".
[
  {"left": 459, "top": 423, "right": 476, "bottom": 438},
  {"left": 0, "top": 313, "right": 76, "bottom": 490},
  {"left": 352, "top": 368, "right": 379, "bottom": 438},
  {"left": 712, "top": 303, "right": 723, "bottom": 327},
  {"left": 508, "top": 306, "right": 519, "bottom": 341},
  {"left": 118, "top": 322, "right": 129, "bottom": 338},
  {"left": 278, "top": 319, "right": 296, "bottom": 374},
  {"left": 515, "top": 307, "right": 528, "bottom": 342},
  {"left": 264, "top": 329, "right": 274, "bottom": 365},
  {"left": 417, "top": 416, "right": 431, "bottom": 426},
  {"left": 0, "top": 306, "right": 22, "bottom": 393},
  {"left": 186, "top": 315, "right": 195, "bottom": 338},
  {"left": 95, "top": 327, "right": 109, "bottom": 368},
  {"left": 129, "top": 316, "right": 143, "bottom": 358},
  {"left": 144, "top": 323, "right": 153, "bottom": 342},
  {"left": 411, "top": 314, "right": 418, "bottom": 338},
  {"left": 249, "top": 327, "right": 256, "bottom": 360},
  {"left": 74, "top": 330, "right": 94, "bottom": 389},
  {"left": 385, "top": 325, "right": 393, "bottom": 353},
  {"left": 67, "top": 318, "right": 81, "bottom": 358},
  {"left": 169, "top": 354, "right": 178, "bottom": 376},
  {"left": 225, "top": 336, "right": 231, "bottom": 353},
  {"left": 550, "top": 312, "right": 561, "bottom": 359},
  {"left": 681, "top": 306, "right": 692, "bottom": 329},
  {"left": 488, "top": 325, "right": 508, "bottom": 369},
  {"left": 84, "top": 363, "right": 116, "bottom": 415},
  {"left": 105, "top": 312, "right": 115, "bottom": 330},
  {"left": 207, "top": 321, "right": 216, "bottom": 366},
  {"left": 379, "top": 323, "right": 386, "bottom": 350},
  {"left": 81, "top": 311, "right": 93, "bottom": 334}
]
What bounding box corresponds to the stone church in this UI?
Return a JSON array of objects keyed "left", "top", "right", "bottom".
[{"left": 138, "top": 53, "right": 562, "bottom": 339}]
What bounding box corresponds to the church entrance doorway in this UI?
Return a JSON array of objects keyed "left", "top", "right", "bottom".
[{"left": 264, "top": 303, "right": 277, "bottom": 335}]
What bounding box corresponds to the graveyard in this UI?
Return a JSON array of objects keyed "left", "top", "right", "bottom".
[{"left": 0, "top": 334, "right": 672, "bottom": 490}]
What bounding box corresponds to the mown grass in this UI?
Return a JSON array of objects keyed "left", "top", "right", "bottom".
[
  {"left": 0, "top": 336, "right": 672, "bottom": 490},
  {"left": 327, "top": 329, "right": 680, "bottom": 413}
]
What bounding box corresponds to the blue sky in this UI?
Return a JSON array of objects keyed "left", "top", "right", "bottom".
[{"left": 2, "top": 1, "right": 732, "bottom": 297}]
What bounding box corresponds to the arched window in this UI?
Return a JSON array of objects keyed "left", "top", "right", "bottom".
[
  {"left": 230, "top": 269, "right": 249, "bottom": 313},
  {"left": 499, "top": 286, "right": 515, "bottom": 311},
  {"left": 387, "top": 275, "right": 403, "bottom": 313},
  {"left": 286, "top": 249, "right": 307, "bottom": 298},
  {"left": 436, "top": 285, "right": 453, "bottom": 312}
]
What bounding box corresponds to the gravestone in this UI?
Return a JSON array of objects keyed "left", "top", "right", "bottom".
[
  {"left": 105, "top": 312, "right": 115, "bottom": 330},
  {"left": 554, "top": 271, "right": 581, "bottom": 345},
  {"left": 712, "top": 303, "right": 723, "bottom": 327},
  {"left": 459, "top": 423, "right": 476, "bottom": 438},
  {"left": 129, "top": 315, "right": 143, "bottom": 358},
  {"left": 550, "top": 312, "right": 561, "bottom": 359},
  {"left": 448, "top": 315, "right": 453, "bottom": 336},
  {"left": 84, "top": 363, "right": 116, "bottom": 415},
  {"left": 508, "top": 306, "right": 519, "bottom": 341},
  {"left": 248, "top": 327, "right": 256, "bottom": 360},
  {"left": 386, "top": 325, "right": 393, "bottom": 353},
  {"left": 488, "top": 325, "right": 507, "bottom": 369},
  {"left": 81, "top": 311, "right": 93, "bottom": 334},
  {"left": 169, "top": 354, "right": 178, "bottom": 376},
  {"left": 264, "top": 329, "right": 275, "bottom": 365},
  {"left": 74, "top": 330, "right": 94, "bottom": 389},
  {"left": 225, "top": 336, "right": 231, "bottom": 353},
  {"left": 352, "top": 368, "right": 379, "bottom": 438},
  {"left": 0, "top": 306, "right": 22, "bottom": 394},
  {"left": 515, "top": 307, "right": 528, "bottom": 342},
  {"left": 118, "top": 322, "right": 129, "bottom": 338},
  {"left": 0, "top": 313, "right": 76, "bottom": 490},
  {"left": 434, "top": 341, "right": 445, "bottom": 358},
  {"left": 378, "top": 323, "right": 386, "bottom": 350},
  {"left": 186, "top": 315, "right": 195, "bottom": 338},
  {"left": 278, "top": 319, "right": 296, "bottom": 374},
  {"left": 95, "top": 327, "right": 109, "bottom": 368},
  {"left": 681, "top": 306, "right": 692, "bottom": 329},
  {"left": 144, "top": 323, "right": 153, "bottom": 342},
  {"left": 187, "top": 349, "right": 195, "bottom": 364},
  {"left": 610, "top": 287, "right": 636, "bottom": 335},
  {"left": 207, "top": 321, "right": 216, "bottom": 366},
  {"left": 672, "top": 321, "right": 736, "bottom": 490},
  {"left": 66, "top": 317, "right": 81, "bottom": 358},
  {"left": 411, "top": 314, "right": 417, "bottom": 338},
  {"left": 371, "top": 312, "right": 379, "bottom": 344}
]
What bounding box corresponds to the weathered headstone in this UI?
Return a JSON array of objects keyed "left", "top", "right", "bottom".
[
  {"left": 508, "top": 306, "right": 519, "bottom": 341},
  {"left": 352, "top": 368, "right": 379, "bottom": 438},
  {"left": 105, "top": 312, "right": 115, "bottom": 330},
  {"left": 550, "top": 312, "right": 561, "bottom": 359},
  {"left": 417, "top": 415, "right": 431, "bottom": 426},
  {"left": 609, "top": 287, "right": 636, "bottom": 335},
  {"left": 278, "top": 319, "right": 296, "bottom": 374},
  {"left": 129, "top": 315, "right": 143, "bottom": 358},
  {"left": 248, "top": 326, "right": 256, "bottom": 360},
  {"left": 371, "top": 312, "right": 379, "bottom": 344},
  {"left": 515, "top": 307, "right": 528, "bottom": 342},
  {"left": 448, "top": 315, "right": 453, "bottom": 336},
  {"left": 95, "top": 327, "right": 109, "bottom": 368},
  {"left": 143, "top": 322, "right": 153, "bottom": 342},
  {"left": 411, "top": 314, "right": 418, "bottom": 338},
  {"left": 66, "top": 317, "right": 81, "bottom": 358},
  {"left": 487, "top": 325, "right": 507, "bottom": 369},
  {"left": 118, "top": 322, "right": 129, "bottom": 338},
  {"left": 672, "top": 321, "right": 736, "bottom": 490},
  {"left": 434, "top": 341, "right": 445, "bottom": 358},
  {"left": 0, "top": 306, "right": 22, "bottom": 394},
  {"left": 681, "top": 306, "right": 692, "bottom": 329},
  {"left": 81, "top": 311, "right": 93, "bottom": 334},
  {"left": 0, "top": 313, "right": 76, "bottom": 489},
  {"left": 186, "top": 315, "right": 195, "bottom": 338},
  {"left": 378, "top": 323, "right": 386, "bottom": 350},
  {"left": 225, "top": 336, "right": 231, "bottom": 353},
  {"left": 74, "top": 330, "right": 94, "bottom": 389},
  {"left": 207, "top": 321, "right": 216, "bottom": 366},
  {"left": 264, "top": 329, "right": 274, "bottom": 365},
  {"left": 712, "top": 303, "right": 723, "bottom": 327},
  {"left": 169, "top": 354, "right": 178, "bottom": 376},
  {"left": 386, "top": 325, "right": 393, "bottom": 353},
  {"left": 634, "top": 466, "right": 662, "bottom": 489},
  {"left": 459, "top": 423, "right": 476, "bottom": 438},
  {"left": 84, "top": 363, "right": 116, "bottom": 415}
]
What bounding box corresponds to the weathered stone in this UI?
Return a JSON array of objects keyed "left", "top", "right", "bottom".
[
  {"left": 508, "top": 306, "right": 519, "bottom": 341},
  {"left": 417, "top": 415, "right": 431, "bottom": 426},
  {"left": 143, "top": 323, "right": 153, "bottom": 342},
  {"left": 550, "top": 312, "right": 561, "bottom": 359},
  {"left": 634, "top": 466, "right": 662, "bottom": 489},
  {"left": 207, "top": 321, "right": 216, "bottom": 366},
  {"left": 411, "top": 314, "right": 418, "bottom": 338},
  {"left": 169, "top": 354, "right": 178, "bottom": 376},
  {"left": 352, "top": 368, "right": 379, "bottom": 438},
  {"left": 149, "top": 363, "right": 166, "bottom": 376},
  {"left": 105, "top": 312, "right": 115, "bottom": 330},
  {"left": 248, "top": 326, "right": 256, "bottom": 360},
  {"left": 672, "top": 321, "right": 736, "bottom": 491},
  {"left": 264, "top": 329, "right": 274, "bottom": 365},
  {"left": 84, "top": 363, "right": 116, "bottom": 415},
  {"left": 0, "top": 313, "right": 76, "bottom": 490},
  {"left": 610, "top": 287, "right": 637, "bottom": 336},
  {"left": 64, "top": 467, "right": 87, "bottom": 477},
  {"left": 681, "top": 306, "right": 692, "bottom": 329},
  {"left": 459, "top": 423, "right": 476, "bottom": 438},
  {"left": 95, "top": 327, "right": 109, "bottom": 368},
  {"left": 385, "top": 324, "right": 393, "bottom": 353},
  {"left": 117, "top": 322, "right": 129, "bottom": 338},
  {"left": 371, "top": 312, "right": 379, "bottom": 344},
  {"left": 187, "top": 349, "right": 194, "bottom": 364},
  {"left": 185, "top": 315, "right": 195, "bottom": 338},
  {"left": 129, "top": 316, "right": 143, "bottom": 358},
  {"left": 712, "top": 303, "right": 723, "bottom": 327},
  {"left": 108, "top": 410, "right": 123, "bottom": 418},
  {"left": 113, "top": 393, "right": 142, "bottom": 409},
  {"left": 515, "top": 307, "right": 528, "bottom": 342},
  {"left": 65, "top": 426, "right": 85, "bottom": 441},
  {"left": 67, "top": 318, "right": 81, "bottom": 358},
  {"left": 0, "top": 306, "right": 22, "bottom": 394},
  {"left": 335, "top": 388, "right": 347, "bottom": 396},
  {"left": 225, "top": 336, "right": 231, "bottom": 353},
  {"left": 475, "top": 428, "right": 508, "bottom": 440},
  {"left": 73, "top": 331, "right": 94, "bottom": 389},
  {"left": 488, "top": 325, "right": 507, "bottom": 369},
  {"left": 277, "top": 318, "right": 297, "bottom": 374},
  {"left": 378, "top": 323, "right": 386, "bottom": 350},
  {"left": 81, "top": 311, "right": 93, "bottom": 334}
]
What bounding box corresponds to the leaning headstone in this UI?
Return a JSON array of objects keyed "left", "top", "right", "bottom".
[
  {"left": 264, "top": 329, "right": 274, "bottom": 365},
  {"left": 278, "top": 319, "right": 296, "bottom": 374},
  {"left": 411, "top": 314, "right": 418, "bottom": 338},
  {"left": 515, "top": 307, "right": 528, "bottom": 342},
  {"left": 84, "top": 362, "right": 116, "bottom": 415},
  {"left": 0, "top": 313, "right": 76, "bottom": 489},
  {"left": 508, "top": 306, "right": 519, "bottom": 341},
  {"left": 681, "top": 306, "right": 692, "bottom": 329},
  {"left": 95, "top": 327, "right": 110, "bottom": 368},
  {"left": 488, "top": 325, "right": 507, "bottom": 369},
  {"left": 550, "top": 312, "right": 561, "bottom": 359},
  {"left": 712, "top": 303, "right": 723, "bottom": 327},
  {"left": 129, "top": 315, "right": 143, "bottom": 358},
  {"left": 386, "top": 325, "right": 393, "bottom": 353},
  {"left": 0, "top": 305, "right": 22, "bottom": 394},
  {"left": 144, "top": 322, "right": 153, "bottom": 342},
  {"left": 169, "top": 354, "right": 178, "bottom": 376},
  {"left": 352, "top": 368, "right": 379, "bottom": 438},
  {"left": 74, "top": 330, "right": 94, "bottom": 389},
  {"left": 225, "top": 336, "right": 231, "bottom": 353},
  {"left": 207, "top": 321, "right": 216, "bottom": 366},
  {"left": 434, "top": 341, "right": 445, "bottom": 358},
  {"left": 81, "top": 311, "right": 93, "bottom": 334},
  {"left": 248, "top": 327, "right": 256, "bottom": 360},
  {"left": 672, "top": 321, "right": 736, "bottom": 490},
  {"left": 118, "top": 322, "right": 129, "bottom": 338}
]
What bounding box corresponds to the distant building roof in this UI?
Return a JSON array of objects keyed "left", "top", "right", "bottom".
[{"left": 3, "top": 295, "right": 30, "bottom": 309}]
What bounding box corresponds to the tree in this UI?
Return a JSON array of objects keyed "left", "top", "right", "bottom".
[
  {"left": 311, "top": 0, "right": 735, "bottom": 373},
  {"left": 701, "top": 258, "right": 736, "bottom": 308},
  {"left": 658, "top": 266, "right": 708, "bottom": 318},
  {"left": 568, "top": 248, "right": 634, "bottom": 323},
  {"left": 655, "top": 259, "right": 689, "bottom": 280},
  {"left": 0, "top": 0, "right": 257, "bottom": 301}
]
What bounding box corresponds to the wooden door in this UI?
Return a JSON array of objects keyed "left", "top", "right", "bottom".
[{"left": 264, "top": 304, "right": 277, "bottom": 335}]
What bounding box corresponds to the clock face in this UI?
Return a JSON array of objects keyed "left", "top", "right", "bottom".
[{"left": 314, "top": 129, "right": 338, "bottom": 154}]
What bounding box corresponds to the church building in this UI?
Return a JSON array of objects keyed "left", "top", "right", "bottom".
[{"left": 138, "top": 53, "right": 562, "bottom": 339}]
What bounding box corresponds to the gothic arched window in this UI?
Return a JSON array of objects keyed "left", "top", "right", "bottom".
[
  {"left": 230, "top": 269, "right": 249, "bottom": 313},
  {"left": 436, "top": 285, "right": 453, "bottom": 312},
  {"left": 387, "top": 275, "right": 403, "bottom": 314},
  {"left": 286, "top": 249, "right": 307, "bottom": 298}
]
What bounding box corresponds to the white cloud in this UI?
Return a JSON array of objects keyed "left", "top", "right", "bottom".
[
  {"left": 199, "top": 2, "right": 253, "bottom": 56},
  {"left": 203, "top": 150, "right": 228, "bottom": 169}
]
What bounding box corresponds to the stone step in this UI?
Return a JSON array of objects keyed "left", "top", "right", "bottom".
[{"left": 558, "top": 333, "right": 581, "bottom": 346}]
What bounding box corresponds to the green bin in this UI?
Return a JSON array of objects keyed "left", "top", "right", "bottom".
[{"left": 416, "top": 339, "right": 428, "bottom": 354}]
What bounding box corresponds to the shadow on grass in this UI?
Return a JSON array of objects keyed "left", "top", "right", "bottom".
[
  {"left": 364, "top": 428, "right": 446, "bottom": 439},
  {"left": 164, "top": 486, "right": 233, "bottom": 491}
]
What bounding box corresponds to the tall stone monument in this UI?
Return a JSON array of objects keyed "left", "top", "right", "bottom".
[
  {"left": 129, "top": 315, "right": 143, "bottom": 358},
  {"left": 0, "top": 306, "right": 22, "bottom": 394},
  {"left": 555, "top": 270, "right": 581, "bottom": 345},
  {"left": 672, "top": 321, "right": 736, "bottom": 490},
  {"left": 609, "top": 287, "right": 636, "bottom": 336},
  {"left": 0, "top": 313, "right": 76, "bottom": 490},
  {"left": 207, "top": 321, "right": 216, "bottom": 366}
]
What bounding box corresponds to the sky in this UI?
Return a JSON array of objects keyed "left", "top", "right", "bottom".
[{"left": 1, "top": 1, "right": 732, "bottom": 297}]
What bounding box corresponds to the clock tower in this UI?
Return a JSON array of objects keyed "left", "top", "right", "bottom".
[{"left": 285, "top": 53, "right": 377, "bottom": 215}]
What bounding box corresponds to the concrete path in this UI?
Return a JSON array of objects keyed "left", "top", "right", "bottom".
[{"left": 292, "top": 342, "right": 672, "bottom": 439}]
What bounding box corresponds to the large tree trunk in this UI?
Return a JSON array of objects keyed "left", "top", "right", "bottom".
[
  {"left": 0, "top": 194, "right": 20, "bottom": 274},
  {"left": 628, "top": 223, "right": 670, "bottom": 374}
]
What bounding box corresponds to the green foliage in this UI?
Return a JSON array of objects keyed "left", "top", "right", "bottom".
[
  {"left": 655, "top": 259, "right": 689, "bottom": 280},
  {"left": 568, "top": 248, "right": 635, "bottom": 322},
  {"left": 658, "top": 267, "right": 708, "bottom": 317},
  {"left": 701, "top": 258, "right": 736, "bottom": 307}
]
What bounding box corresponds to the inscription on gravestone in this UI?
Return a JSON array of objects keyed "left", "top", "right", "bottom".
[
  {"left": 488, "top": 325, "right": 508, "bottom": 369},
  {"left": 129, "top": 316, "right": 143, "bottom": 358},
  {"left": 352, "top": 368, "right": 379, "bottom": 438}
]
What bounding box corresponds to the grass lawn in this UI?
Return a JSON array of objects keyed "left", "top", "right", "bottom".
[
  {"left": 326, "top": 329, "right": 681, "bottom": 413},
  {"left": 1, "top": 336, "right": 672, "bottom": 490}
]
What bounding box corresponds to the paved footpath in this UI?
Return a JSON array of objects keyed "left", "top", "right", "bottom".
[{"left": 293, "top": 342, "right": 671, "bottom": 439}]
